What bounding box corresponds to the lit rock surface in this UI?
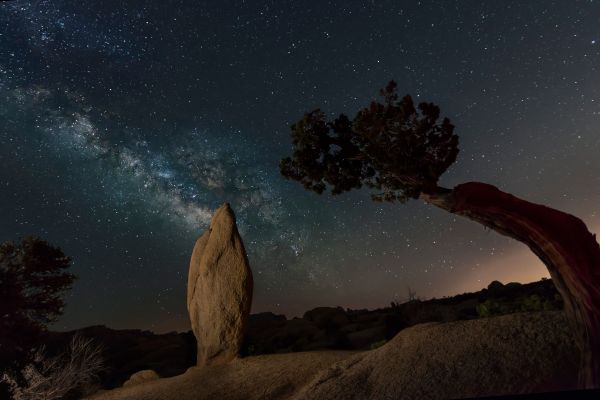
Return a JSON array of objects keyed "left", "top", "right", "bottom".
[
  {"left": 187, "top": 203, "right": 253, "bottom": 366},
  {"left": 122, "top": 370, "right": 160, "bottom": 388},
  {"left": 293, "top": 311, "right": 578, "bottom": 400},
  {"left": 87, "top": 311, "right": 578, "bottom": 400}
]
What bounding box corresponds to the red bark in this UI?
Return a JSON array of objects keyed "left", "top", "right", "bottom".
[{"left": 421, "top": 182, "right": 600, "bottom": 388}]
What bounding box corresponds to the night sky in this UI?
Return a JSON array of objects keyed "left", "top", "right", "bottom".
[{"left": 1, "top": 0, "right": 599, "bottom": 333}]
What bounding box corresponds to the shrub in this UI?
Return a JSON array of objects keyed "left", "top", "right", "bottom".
[
  {"left": 1, "top": 334, "right": 104, "bottom": 400},
  {"left": 520, "top": 294, "right": 560, "bottom": 312},
  {"left": 476, "top": 299, "right": 504, "bottom": 318},
  {"left": 520, "top": 294, "right": 544, "bottom": 312}
]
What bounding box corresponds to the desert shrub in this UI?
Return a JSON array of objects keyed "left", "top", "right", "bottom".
[
  {"left": 456, "top": 303, "right": 479, "bottom": 320},
  {"left": 519, "top": 294, "right": 561, "bottom": 312},
  {"left": 1, "top": 334, "right": 104, "bottom": 400},
  {"left": 520, "top": 294, "right": 544, "bottom": 312},
  {"left": 477, "top": 292, "right": 562, "bottom": 318},
  {"left": 476, "top": 299, "right": 505, "bottom": 318},
  {"left": 390, "top": 301, "right": 401, "bottom": 309}
]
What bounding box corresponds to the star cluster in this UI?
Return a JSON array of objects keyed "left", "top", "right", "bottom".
[{"left": 1, "top": 0, "right": 599, "bottom": 332}]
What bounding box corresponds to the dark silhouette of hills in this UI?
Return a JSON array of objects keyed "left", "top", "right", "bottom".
[{"left": 242, "top": 278, "right": 561, "bottom": 355}]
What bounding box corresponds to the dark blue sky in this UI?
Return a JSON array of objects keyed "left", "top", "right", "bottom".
[{"left": 1, "top": 0, "right": 599, "bottom": 332}]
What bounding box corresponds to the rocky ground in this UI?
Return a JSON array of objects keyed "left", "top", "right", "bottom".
[
  {"left": 46, "top": 278, "right": 562, "bottom": 390},
  {"left": 86, "top": 311, "right": 578, "bottom": 400}
]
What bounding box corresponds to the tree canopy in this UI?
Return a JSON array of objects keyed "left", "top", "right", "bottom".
[
  {"left": 279, "top": 81, "right": 459, "bottom": 202},
  {"left": 0, "top": 237, "right": 75, "bottom": 368},
  {"left": 279, "top": 81, "right": 600, "bottom": 388}
]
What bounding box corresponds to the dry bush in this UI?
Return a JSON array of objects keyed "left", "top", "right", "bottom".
[{"left": 1, "top": 334, "right": 104, "bottom": 400}]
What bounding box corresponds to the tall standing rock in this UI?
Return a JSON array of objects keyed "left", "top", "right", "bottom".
[{"left": 187, "top": 203, "right": 253, "bottom": 366}]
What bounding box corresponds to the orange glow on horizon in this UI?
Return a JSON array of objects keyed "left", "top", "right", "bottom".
[{"left": 448, "top": 223, "right": 600, "bottom": 296}]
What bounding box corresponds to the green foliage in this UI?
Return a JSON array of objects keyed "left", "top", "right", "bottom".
[
  {"left": 477, "top": 293, "right": 562, "bottom": 318},
  {"left": 520, "top": 294, "right": 557, "bottom": 312},
  {"left": 280, "top": 81, "right": 459, "bottom": 202},
  {"left": 0, "top": 237, "right": 76, "bottom": 370},
  {"left": 476, "top": 299, "right": 504, "bottom": 318}
]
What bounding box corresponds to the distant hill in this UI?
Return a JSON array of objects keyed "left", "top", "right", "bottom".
[
  {"left": 242, "top": 278, "right": 562, "bottom": 355},
  {"left": 47, "top": 278, "right": 562, "bottom": 390}
]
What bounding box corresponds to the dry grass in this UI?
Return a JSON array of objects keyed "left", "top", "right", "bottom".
[{"left": 2, "top": 334, "right": 104, "bottom": 400}]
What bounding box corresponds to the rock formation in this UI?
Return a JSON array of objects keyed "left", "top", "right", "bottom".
[
  {"left": 293, "top": 311, "right": 578, "bottom": 400},
  {"left": 87, "top": 311, "right": 577, "bottom": 400},
  {"left": 122, "top": 370, "right": 160, "bottom": 388},
  {"left": 187, "top": 203, "right": 253, "bottom": 366},
  {"left": 421, "top": 182, "right": 600, "bottom": 387}
]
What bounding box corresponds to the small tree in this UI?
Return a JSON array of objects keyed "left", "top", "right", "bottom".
[
  {"left": 0, "top": 237, "right": 76, "bottom": 370},
  {"left": 280, "top": 81, "right": 600, "bottom": 388}
]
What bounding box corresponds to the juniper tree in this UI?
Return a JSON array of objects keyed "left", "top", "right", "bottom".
[
  {"left": 0, "top": 237, "right": 76, "bottom": 371},
  {"left": 280, "top": 81, "right": 600, "bottom": 388}
]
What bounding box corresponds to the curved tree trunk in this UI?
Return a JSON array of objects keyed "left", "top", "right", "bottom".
[{"left": 420, "top": 181, "right": 600, "bottom": 389}]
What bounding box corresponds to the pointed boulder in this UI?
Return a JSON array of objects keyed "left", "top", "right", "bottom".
[{"left": 187, "top": 203, "right": 253, "bottom": 366}]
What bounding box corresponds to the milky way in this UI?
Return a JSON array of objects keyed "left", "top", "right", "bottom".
[
  {"left": 4, "top": 84, "right": 290, "bottom": 232},
  {"left": 1, "top": 0, "right": 599, "bottom": 332}
]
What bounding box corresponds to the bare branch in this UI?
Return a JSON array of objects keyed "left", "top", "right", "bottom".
[{"left": 1, "top": 333, "right": 104, "bottom": 400}]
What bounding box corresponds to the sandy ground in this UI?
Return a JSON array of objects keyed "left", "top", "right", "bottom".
[{"left": 88, "top": 311, "right": 578, "bottom": 400}]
